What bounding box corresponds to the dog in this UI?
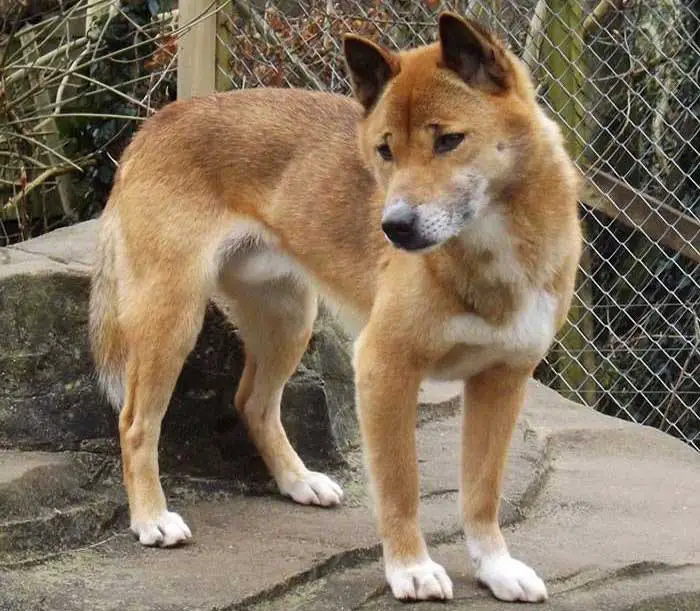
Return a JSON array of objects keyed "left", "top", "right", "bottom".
[{"left": 89, "top": 12, "right": 581, "bottom": 603}]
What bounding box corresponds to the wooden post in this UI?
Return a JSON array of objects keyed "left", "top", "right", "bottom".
[
  {"left": 177, "top": 0, "right": 217, "bottom": 100},
  {"left": 215, "top": 1, "right": 234, "bottom": 93}
]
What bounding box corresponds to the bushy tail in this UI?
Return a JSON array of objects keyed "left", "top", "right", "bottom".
[{"left": 89, "top": 212, "right": 126, "bottom": 410}]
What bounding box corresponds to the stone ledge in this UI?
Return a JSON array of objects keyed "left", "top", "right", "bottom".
[
  {"left": 1, "top": 383, "right": 698, "bottom": 610},
  {"left": 0, "top": 221, "right": 359, "bottom": 469}
]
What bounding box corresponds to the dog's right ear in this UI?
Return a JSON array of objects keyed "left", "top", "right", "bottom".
[{"left": 343, "top": 35, "right": 399, "bottom": 111}]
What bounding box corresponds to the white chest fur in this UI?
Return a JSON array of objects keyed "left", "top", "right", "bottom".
[
  {"left": 445, "top": 289, "right": 557, "bottom": 356},
  {"left": 427, "top": 204, "right": 561, "bottom": 380},
  {"left": 431, "top": 289, "right": 557, "bottom": 381}
]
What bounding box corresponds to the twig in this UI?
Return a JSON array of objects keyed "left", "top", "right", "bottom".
[
  {"left": 2, "top": 0, "right": 97, "bottom": 66},
  {"left": 2, "top": 160, "right": 95, "bottom": 212},
  {"left": 89, "top": 1, "right": 116, "bottom": 65},
  {"left": 0, "top": 129, "right": 81, "bottom": 169},
  {"left": 3, "top": 37, "right": 89, "bottom": 89},
  {"left": 582, "top": 0, "right": 627, "bottom": 39},
  {"left": 9, "top": 62, "right": 155, "bottom": 113},
  {"left": 0, "top": 151, "right": 50, "bottom": 168},
  {"left": 4, "top": 5, "right": 212, "bottom": 113},
  {"left": 14, "top": 67, "right": 175, "bottom": 119},
  {"left": 14, "top": 26, "right": 77, "bottom": 219},
  {"left": 9, "top": 113, "right": 147, "bottom": 128}
]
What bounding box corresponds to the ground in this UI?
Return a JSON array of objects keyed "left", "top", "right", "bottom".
[
  {"left": 1, "top": 383, "right": 699, "bottom": 610},
  {"left": 0, "top": 223, "right": 698, "bottom": 610}
]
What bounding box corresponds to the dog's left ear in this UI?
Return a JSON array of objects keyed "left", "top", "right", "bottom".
[
  {"left": 438, "top": 12, "right": 513, "bottom": 93},
  {"left": 343, "top": 35, "right": 399, "bottom": 111}
]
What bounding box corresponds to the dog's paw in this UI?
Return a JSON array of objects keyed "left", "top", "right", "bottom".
[
  {"left": 279, "top": 471, "right": 344, "bottom": 507},
  {"left": 131, "top": 510, "right": 192, "bottom": 547},
  {"left": 476, "top": 554, "right": 547, "bottom": 602},
  {"left": 386, "top": 558, "right": 454, "bottom": 601}
]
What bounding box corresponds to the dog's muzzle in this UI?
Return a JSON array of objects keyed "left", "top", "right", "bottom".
[{"left": 381, "top": 202, "right": 434, "bottom": 252}]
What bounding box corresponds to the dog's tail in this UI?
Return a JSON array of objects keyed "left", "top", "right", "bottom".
[{"left": 89, "top": 210, "right": 126, "bottom": 410}]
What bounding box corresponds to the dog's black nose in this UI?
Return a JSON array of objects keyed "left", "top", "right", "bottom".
[{"left": 382, "top": 204, "right": 418, "bottom": 247}]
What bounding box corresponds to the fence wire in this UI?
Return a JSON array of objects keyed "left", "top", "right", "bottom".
[
  {"left": 218, "top": 0, "right": 700, "bottom": 450},
  {"left": 2, "top": 0, "right": 698, "bottom": 450}
]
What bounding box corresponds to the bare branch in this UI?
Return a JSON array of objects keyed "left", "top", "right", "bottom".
[
  {"left": 582, "top": 0, "right": 627, "bottom": 39},
  {"left": 2, "top": 159, "right": 94, "bottom": 213}
]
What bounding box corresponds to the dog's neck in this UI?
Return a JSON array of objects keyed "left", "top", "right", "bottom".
[{"left": 424, "top": 217, "right": 523, "bottom": 327}]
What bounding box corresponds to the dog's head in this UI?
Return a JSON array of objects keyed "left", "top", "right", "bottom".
[{"left": 344, "top": 13, "right": 539, "bottom": 252}]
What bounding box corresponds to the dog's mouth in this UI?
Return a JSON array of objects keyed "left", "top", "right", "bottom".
[
  {"left": 383, "top": 230, "right": 438, "bottom": 252},
  {"left": 381, "top": 199, "right": 477, "bottom": 252}
]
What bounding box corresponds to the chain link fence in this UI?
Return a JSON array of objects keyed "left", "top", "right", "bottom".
[
  {"left": 215, "top": 0, "right": 700, "bottom": 450},
  {"left": 2, "top": 0, "right": 698, "bottom": 449}
]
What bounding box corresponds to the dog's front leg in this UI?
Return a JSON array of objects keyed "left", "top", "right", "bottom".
[
  {"left": 462, "top": 364, "right": 547, "bottom": 602},
  {"left": 354, "top": 327, "right": 453, "bottom": 601}
]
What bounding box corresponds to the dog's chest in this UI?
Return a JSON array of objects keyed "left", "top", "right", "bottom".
[{"left": 430, "top": 289, "right": 558, "bottom": 380}]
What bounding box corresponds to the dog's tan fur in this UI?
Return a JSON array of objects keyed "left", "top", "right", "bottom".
[{"left": 89, "top": 13, "right": 581, "bottom": 603}]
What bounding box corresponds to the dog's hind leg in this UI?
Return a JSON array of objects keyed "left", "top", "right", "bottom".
[
  {"left": 119, "top": 277, "right": 206, "bottom": 546},
  {"left": 219, "top": 272, "right": 343, "bottom": 507}
]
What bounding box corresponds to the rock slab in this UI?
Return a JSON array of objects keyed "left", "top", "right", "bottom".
[
  {"left": 0, "top": 222, "right": 357, "bottom": 473},
  {"left": 0, "top": 384, "right": 698, "bottom": 610}
]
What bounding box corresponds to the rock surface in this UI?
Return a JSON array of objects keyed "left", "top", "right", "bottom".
[
  {"left": 1, "top": 222, "right": 699, "bottom": 610},
  {"left": 0, "top": 383, "right": 698, "bottom": 610},
  {"left": 0, "top": 221, "right": 358, "bottom": 474}
]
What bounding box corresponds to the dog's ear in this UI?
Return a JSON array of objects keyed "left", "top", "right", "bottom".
[
  {"left": 438, "top": 12, "right": 513, "bottom": 93},
  {"left": 343, "top": 35, "right": 399, "bottom": 111}
]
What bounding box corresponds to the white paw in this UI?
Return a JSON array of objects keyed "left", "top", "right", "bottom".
[
  {"left": 131, "top": 510, "right": 192, "bottom": 547},
  {"left": 476, "top": 553, "right": 547, "bottom": 602},
  {"left": 386, "top": 558, "right": 454, "bottom": 601},
  {"left": 279, "top": 470, "right": 344, "bottom": 507}
]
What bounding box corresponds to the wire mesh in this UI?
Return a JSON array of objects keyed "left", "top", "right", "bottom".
[
  {"left": 215, "top": 0, "right": 700, "bottom": 450},
  {"left": 2, "top": 0, "right": 697, "bottom": 449}
]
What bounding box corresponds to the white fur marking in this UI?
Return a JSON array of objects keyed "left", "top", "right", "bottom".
[
  {"left": 214, "top": 217, "right": 367, "bottom": 341},
  {"left": 461, "top": 210, "right": 531, "bottom": 285},
  {"left": 413, "top": 170, "right": 490, "bottom": 247},
  {"left": 385, "top": 557, "right": 454, "bottom": 601},
  {"left": 278, "top": 470, "right": 344, "bottom": 507},
  {"left": 467, "top": 538, "right": 547, "bottom": 602},
  {"left": 319, "top": 293, "right": 367, "bottom": 339},
  {"left": 99, "top": 369, "right": 125, "bottom": 411},
  {"left": 236, "top": 249, "right": 300, "bottom": 284},
  {"left": 414, "top": 202, "right": 461, "bottom": 245},
  {"left": 383, "top": 170, "right": 490, "bottom": 251},
  {"left": 214, "top": 219, "right": 305, "bottom": 287},
  {"left": 131, "top": 510, "right": 192, "bottom": 547},
  {"left": 445, "top": 289, "right": 557, "bottom": 359}
]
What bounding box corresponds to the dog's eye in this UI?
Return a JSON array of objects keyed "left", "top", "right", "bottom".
[
  {"left": 434, "top": 133, "right": 465, "bottom": 155},
  {"left": 376, "top": 143, "right": 393, "bottom": 161}
]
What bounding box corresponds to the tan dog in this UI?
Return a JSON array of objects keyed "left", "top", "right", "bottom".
[{"left": 89, "top": 12, "right": 581, "bottom": 603}]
